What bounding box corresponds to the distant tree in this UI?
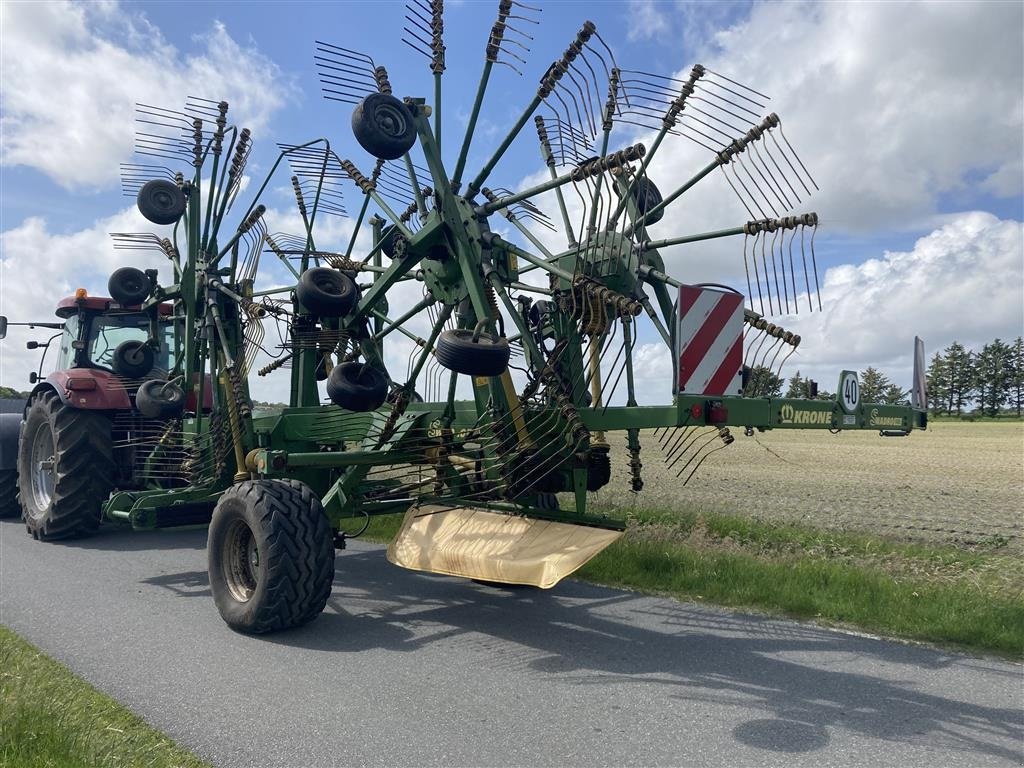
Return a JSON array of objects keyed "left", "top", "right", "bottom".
[
  {"left": 974, "top": 339, "right": 1013, "bottom": 417},
  {"left": 944, "top": 342, "right": 975, "bottom": 416},
  {"left": 815, "top": 389, "right": 833, "bottom": 401},
  {"left": 925, "top": 351, "right": 950, "bottom": 415},
  {"left": 859, "top": 366, "right": 891, "bottom": 404},
  {"left": 882, "top": 383, "right": 907, "bottom": 405},
  {"left": 784, "top": 370, "right": 807, "bottom": 398},
  {"left": 744, "top": 366, "right": 784, "bottom": 398},
  {"left": 1009, "top": 337, "right": 1024, "bottom": 417},
  {"left": 0, "top": 386, "right": 28, "bottom": 399}
]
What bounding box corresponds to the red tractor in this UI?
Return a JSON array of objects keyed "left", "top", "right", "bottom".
[{"left": 0, "top": 272, "right": 208, "bottom": 539}]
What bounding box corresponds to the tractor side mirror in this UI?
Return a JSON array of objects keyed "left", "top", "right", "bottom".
[
  {"left": 0, "top": 315, "right": 6, "bottom": 339},
  {"left": 26, "top": 341, "right": 39, "bottom": 350},
  {"left": 29, "top": 372, "right": 38, "bottom": 384}
]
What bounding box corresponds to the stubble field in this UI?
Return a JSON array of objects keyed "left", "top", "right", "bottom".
[{"left": 594, "top": 421, "right": 1024, "bottom": 550}]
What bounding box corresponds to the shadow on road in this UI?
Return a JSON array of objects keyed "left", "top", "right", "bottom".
[
  {"left": 0, "top": 519, "right": 208, "bottom": 552},
  {"left": 127, "top": 536, "right": 1022, "bottom": 762},
  {"left": 307, "top": 550, "right": 1024, "bottom": 761}
]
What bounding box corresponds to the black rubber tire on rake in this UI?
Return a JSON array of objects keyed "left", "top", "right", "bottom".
[
  {"left": 18, "top": 391, "right": 115, "bottom": 540},
  {"left": 618, "top": 177, "right": 664, "bottom": 226},
  {"left": 136, "top": 179, "right": 187, "bottom": 226},
  {"left": 435, "top": 329, "right": 511, "bottom": 378},
  {"left": 108, "top": 266, "right": 153, "bottom": 306},
  {"left": 351, "top": 93, "right": 418, "bottom": 161},
  {"left": 296, "top": 268, "right": 358, "bottom": 317},
  {"left": 112, "top": 340, "right": 155, "bottom": 379},
  {"left": 326, "top": 362, "right": 389, "bottom": 412},
  {"left": 207, "top": 479, "right": 335, "bottom": 635},
  {"left": 0, "top": 469, "right": 19, "bottom": 519},
  {"left": 135, "top": 379, "right": 185, "bottom": 419}
]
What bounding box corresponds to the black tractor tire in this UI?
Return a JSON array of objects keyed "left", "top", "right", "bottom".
[
  {"left": 326, "top": 362, "right": 389, "bottom": 412},
  {"left": 616, "top": 177, "right": 664, "bottom": 226},
  {"left": 435, "top": 329, "right": 511, "bottom": 377},
  {"left": 18, "top": 391, "right": 115, "bottom": 540},
  {"left": 296, "top": 268, "right": 357, "bottom": 317},
  {"left": 135, "top": 379, "right": 186, "bottom": 419},
  {"left": 112, "top": 340, "right": 155, "bottom": 379},
  {"left": 137, "top": 179, "right": 187, "bottom": 225},
  {"left": 108, "top": 267, "right": 153, "bottom": 306},
  {"left": 0, "top": 469, "right": 19, "bottom": 519},
  {"left": 351, "top": 93, "right": 417, "bottom": 161},
  {"left": 207, "top": 479, "right": 335, "bottom": 634}
]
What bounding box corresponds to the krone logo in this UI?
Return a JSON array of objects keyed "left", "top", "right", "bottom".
[
  {"left": 869, "top": 408, "right": 903, "bottom": 427},
  {"left": 780, "top": 404, "right": 832, "bottom": 425}
]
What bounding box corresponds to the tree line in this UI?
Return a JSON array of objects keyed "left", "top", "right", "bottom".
[
  {"left": 926, "top": 338, "right": 1024, "bottom": 417},
  {"left": 743, "top": 336, "right": 1023, "bottom": 417}
]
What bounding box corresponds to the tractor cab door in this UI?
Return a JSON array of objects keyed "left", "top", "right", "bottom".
[{"left": 54, "top": 315, "right": 80, "bottom": 372}]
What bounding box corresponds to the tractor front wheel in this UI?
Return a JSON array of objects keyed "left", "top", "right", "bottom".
[
  {"left": 0, "top": 469, "right": 19, "bottom": 518},
  {"left": 18, "top": 391, "right": 115, "bottom": 540},
  {"left": 207, "top": 479, "right": 335, "bottom": 634}
]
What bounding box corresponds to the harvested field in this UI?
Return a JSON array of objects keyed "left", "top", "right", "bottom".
[{"left": 592, "top": 421, "right": 1024, "bottom": 550}]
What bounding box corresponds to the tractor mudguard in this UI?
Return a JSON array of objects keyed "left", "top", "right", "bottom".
[
  {"left": 0, "top": 412, "right": 22, "bottom": 470},
  {"left": 43, "top": 371, "right": 132, "bottom": 410}
]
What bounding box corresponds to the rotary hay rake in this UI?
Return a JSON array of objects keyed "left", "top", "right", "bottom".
[{"left": 59, "top": 2, "right": 927, "bottom": 633}]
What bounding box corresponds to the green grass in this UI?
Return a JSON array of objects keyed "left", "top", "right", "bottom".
[
  {"left": 0, "top": 625, "right": 209, "bottom": 768},
  {"left": 360, "top": 507, "right": 1024, "bottom": 657}
]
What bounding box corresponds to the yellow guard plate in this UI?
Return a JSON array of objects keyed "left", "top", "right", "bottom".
[{"left": 386, "top": 506, "right": 623, "bottom": 588}]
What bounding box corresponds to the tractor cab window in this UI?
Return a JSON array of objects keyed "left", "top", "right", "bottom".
[
  {"left": 87, "top": 313, "right": 177, "bottom": 373},
  {"left": 55, "top": 315, "right": 79, "bottom": 371}
]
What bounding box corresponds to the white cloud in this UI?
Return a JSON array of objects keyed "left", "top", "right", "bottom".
[
  {"left": 0, "top": 206, "right": 176, "bottom": 389},
  {"left": 626, "top": 1, "right": 670, "bottom": 43},
  {"left": 679, "top": 1, "right": 1024, "bottom": 232},
  {"left": 0, "top": 1, "right": 295, "bottom": 189},
  {"left": 781, "top": 212, "right": 1023, "bottom": 389}
]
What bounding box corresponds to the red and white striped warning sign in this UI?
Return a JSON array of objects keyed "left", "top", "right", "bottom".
[{"left": 677, "top": 285, "right": 744, "bottom": 395}]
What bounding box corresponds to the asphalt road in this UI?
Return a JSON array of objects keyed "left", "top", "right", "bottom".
[{"left": 2, "top": 518, "right": 1021, "bottom": 768}]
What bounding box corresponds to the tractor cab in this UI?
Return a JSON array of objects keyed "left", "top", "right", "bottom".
[{"left": 52, "top": 293, "right": 178, "bottom": 379}]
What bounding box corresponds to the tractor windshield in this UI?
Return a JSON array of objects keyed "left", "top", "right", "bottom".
[{"left": 87, "top": 313, "right": 178, "bottom": 373}]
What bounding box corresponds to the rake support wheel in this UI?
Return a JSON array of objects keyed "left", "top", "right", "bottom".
[
  {"left": 296, "top": 267, "right": 357, "bottom": 317},
  {"left": 112, "top": 340, "right": 154, "bottom": 379},
  {"left": 207, "top": 479, "right": 335, "bottom": 634},
  {"left": 435, "top": 329, "right": 511, "bottom": 378},
  {"left": 352, "top": 93, "right": 417, "bottom": 161},
  {"left": 108, "top": 267, "right": 153, "bottom": 306},
  {"left": 137, "top": 179, "right": 186, "bottom": 225},
  {"left": 326, "top": 362, "right": 389, "bottom": 412}
]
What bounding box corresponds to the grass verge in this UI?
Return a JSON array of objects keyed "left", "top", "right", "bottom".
[
  {"left": 0, "top": 625, "right": 209, "bottom": 768},
  {"left": 360, "top": 508, "right": 1023, "bottom": 658}
]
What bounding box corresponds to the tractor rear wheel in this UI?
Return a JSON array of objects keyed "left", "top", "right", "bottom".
[
  {"left": 207, "top": 479, "right": 335, "bottom": 634},
  {"left": 18, "top": 391, "right": 115, "bottom": 540},
  {"left": 0, "top": 469, "right": 18, "bottom": 518}
]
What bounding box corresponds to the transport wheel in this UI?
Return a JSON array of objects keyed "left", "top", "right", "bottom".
[
  {"left": 112, "top": 340, "right": 154, "bottom": 379},
  {"left": 326, "top": 362, "right": 389, "bottom": 412},
  {"left": 108, "top": 266, "right": 153, "bottom": 305},
  {"left": 616, "top": 177, "right": 664, "bottom": 225},
  {"left": 0, "top": 469, "right": 19, "bottom": 518},
  {"left": 296, "top": 268, "right": 357, "bottom": 317},
  {"left": 351, "top": 93, "right": 417, "bottom": 160},
  {"left": 18, "top": 391, "right": 114, "bottom": 540},
  {"left": 136, "top": 179, "right": 186, "bottom": 225},
  {"left": 435, "top": 329, "right": 511, "bottom": 377},
  {"left": 207, "top": 479, "right": 335, "bottom": 634},
  {"left": 135, "top": 379, "right": 186, "bottom": 419}
]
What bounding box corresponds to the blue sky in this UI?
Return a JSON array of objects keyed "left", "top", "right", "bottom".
[{"left": 1, "top": 0, "right": 1021, "bottom": 402}]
